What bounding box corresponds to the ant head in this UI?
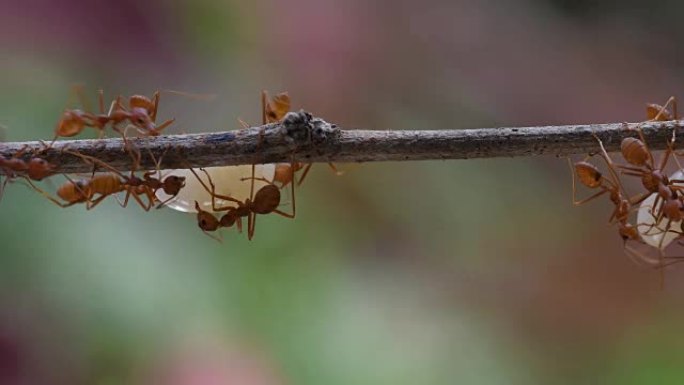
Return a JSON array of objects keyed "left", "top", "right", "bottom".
[
  {"left": 129, "top": 95, "right": 154, "bottom": 113},
  {"left": 195, "top": 201, "right": 220, "bottom": 231},
  {"left": 163, "top": 175, "right": 186, "bottom": 195},
  {"left": 27, "top": 158, "right": 54, "bottom": 180},
  {"left": 129, "top": 108, "right": 155, "bottom": 132}
]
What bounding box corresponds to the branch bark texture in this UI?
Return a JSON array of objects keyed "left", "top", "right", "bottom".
[{"left": 1, "top": 111, "right": 682, "bottom": 174}]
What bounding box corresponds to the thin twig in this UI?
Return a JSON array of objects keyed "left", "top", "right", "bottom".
[{"left": 1, "top": 111, "right": 682, "bottom": 174}]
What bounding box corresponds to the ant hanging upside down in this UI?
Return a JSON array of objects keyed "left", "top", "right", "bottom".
[
  {"left": 190, "top": 159, "right": 296, "bottom": 241},
  {"left": 27, "top": 145, "right": 185, "bottom": 210}
]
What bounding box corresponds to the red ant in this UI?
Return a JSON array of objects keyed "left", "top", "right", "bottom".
[
  {"left": 52, "top": 87, "right": 175, "bottom": 146},
  {"left": 570, "top": 134, "right": 641, "bottom": 244},
  {"left": 64, "top": 146, "right": 185, "bottom": 209},
  {"left": 189, "top": 162, "right": 295, "bottom": 241},
  {"left": 0, "top": 145, "right": 55, "bottom": 181},
  {"left": 26, "top": 171, "right": 123, "bottom": 209},
  {"left": 569, "top": 134, "right": 682, "bottom": 281},
  {"left": 0, "top": 144, "right": 56, "bottom": 199},
  {"left": 28, "top": 146, "right": 185, "bottom": 210},
  {"left": 646, "top": 96, "right": 677, "bottom": 121},
  {"left": 615, "top": 99, "right": 684, "bottom": 223}
]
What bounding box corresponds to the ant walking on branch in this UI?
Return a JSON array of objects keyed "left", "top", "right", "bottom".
[{"left": 51, "top": 86, "right": 177, "bottom": 147}]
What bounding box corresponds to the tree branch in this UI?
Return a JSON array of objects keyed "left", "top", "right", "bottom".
[{"left": 1, "top": 111, "right": 682, "bottom": 174}]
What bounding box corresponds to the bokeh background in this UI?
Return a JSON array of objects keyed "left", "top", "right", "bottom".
[{"left": 2, "top": 0, "right": 684, "bottom": 384}]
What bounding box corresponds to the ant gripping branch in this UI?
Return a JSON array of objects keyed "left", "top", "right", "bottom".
[
  {"left": 189, "top": 163, "right": 295, "bottom": 241},
  {"left": 646, "top": 96, "right": 677, "bottom": 122},
  {"left": 569, "top": 135, "right": 640, "bottom": 244},
  {"left": 62, "top": 146, "right": 186, "bottom": 210},
  {"left": 0, "top": 144, "right": 56, "bottom": 200},
  {"left": 615, "top": 99, "right": 684, "bottom": 224},
  {"left": 52, "top": 87, "right": 175, "bottom": 147}
]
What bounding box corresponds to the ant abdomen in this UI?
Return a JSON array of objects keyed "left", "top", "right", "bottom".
[
  {"left": 621, "top": 137, "right": 650, "bottom": 166},
  {"left": 252, "top": 185, "right": 281, "bottom": 214},
  {"left": 574, "top": 161, "right": 602, "bottom": 188},
  {"left": 647, "top": 103, "right": 673, "bottom": 121}
]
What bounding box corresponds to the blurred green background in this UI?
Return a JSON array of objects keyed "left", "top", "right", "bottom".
[{"left": 2, "top": 0, "right": 684, "bottom": 384}]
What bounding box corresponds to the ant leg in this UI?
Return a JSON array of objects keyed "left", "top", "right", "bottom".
[
  {"left": 593, "top": 133, "right": 629, "bottom": 196},
  {"left": 112, "top": 124, "right": 133, "bottom": 151},
  {"left": 327, "top": 162, "right": 344, "bottom": 176},
  {"left": 620, "top": 171, "right": 644, "bottom": 177},
  {"left": 106, "top": 98, "right": 119, "bottom": 116},
  {"left": 150, "top": 91, "right": 160, "bottom": 121},
  {"left": 86, "top": 194, "right": 111, "bottom": 210},
  {"left": 25, "top": 178, "right": 79, "bottom": 208},
  {"left": 186, "top": 167, "right": 241, "bottom": 211},
  {"left": 239, "top": 176, "right": 273, "bottom": 184},
  {"left": 120, "top": 188, "right": 134, "bottom": 208},
  {"left": 155, "top": 193, "right": 178, "bottom": 209},
  {"left": 132, "top": 189, "right": 154, "bottom": 211},
  {"left": 273, "top": 154, "right": 296, "bottom": 219},
  {"left": 63, "top": 149, "right": 128, "bottom": 179},
  {"left": 653, "top": 96, "right": 677, "bottom": 121},
  {"left": 247, "top": 213, "right": 255, "bottom": 240},
  {"left": 261, "top": 90, "right": 268, "bottom": 125},
  {"left": 616, "top": 165, "right": 646, "bottom": 173},
  {"left": 149, "top": 118, "right": 175, "bottom": 136},
  {"left": 628, "top": 192, "right": 650, "bottom": 206},
  {"left": 656, "top": 218, "right": 673, "bottom": 284},
  {"left": 67, "top": 83, "right": 91, "bottom": 112},
  {"left": 98, "top": 89, "right": 105, "bottom": 114},
  {"left": 657, "top": 129, "right": 675, "bottom": 170},
  {"left": 297, "top": 164, "right": 313, "bottom": 186},
  {"left": 202, "top": 229, "right": 223, "bottom": 243}
]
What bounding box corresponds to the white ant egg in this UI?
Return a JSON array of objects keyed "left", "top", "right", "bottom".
[
  {"left": 636, "top": 169, "right": 684, "bottom": 249},
  {"left": 156, "top": 164, "right": 276, "bottom": 213}
]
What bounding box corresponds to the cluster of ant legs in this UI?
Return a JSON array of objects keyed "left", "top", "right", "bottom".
[
  {"left": 570, "top": 97, "right": 684, "bottom": 275},
  {"left": 1, "top": 86, "right": 339, "bottom": 241}
]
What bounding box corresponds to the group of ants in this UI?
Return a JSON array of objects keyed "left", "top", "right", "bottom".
[
  {"left": 7, "top": 87, "right": 684, "bottom": 267},
  {"left": 0, "top": 87, "right": 339, "bottom": 241},
  {"left": 570, "top": 96, "right": 684, "bottom": 278}
]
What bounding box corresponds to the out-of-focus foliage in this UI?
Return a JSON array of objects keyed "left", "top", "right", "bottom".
[{"left": 1, "top": 0, "right": 684, "bottom": 384}]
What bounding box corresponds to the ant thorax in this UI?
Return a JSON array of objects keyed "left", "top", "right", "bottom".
[
  {"left": 156, "top": 164, "right": 276, "bottom": 213},
  {"left": 637, "top": 169, "right": 684, "bottom": 249}
]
